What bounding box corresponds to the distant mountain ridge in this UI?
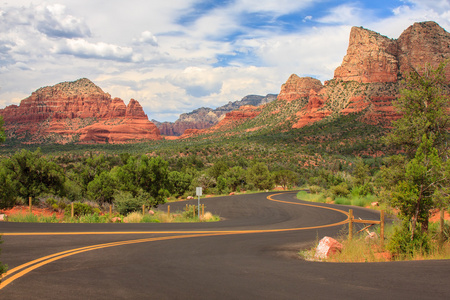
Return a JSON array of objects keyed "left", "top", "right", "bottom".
[
  {"left": 0, "top": 21, "right": 448, "bottom": 144},
  {"left": 153, "top": 94, "right": 277, "bottom": 136}
]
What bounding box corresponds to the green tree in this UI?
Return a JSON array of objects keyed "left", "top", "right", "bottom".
[
  {"left": 352, "top": 159, "right": 373, "bottom": 196},
  {"left": 1, "top": 149, "right": 65, "bottom": 204},
  {"left": 114, "top": 155, "right": 169, "bottom": 206},
  {"left": 74, "top": 154, "right": 113, "bottom": 196},
  {"left": 209, "top": 160, "right": 229, "bottom": 180},
  {"left": 168, "top": 171, "right": 192, "bottom": 198},
  {"left": 113, "top": 190, "right": 151, "bottom": 215},
  {"left": 391, "top": 135, "right": 448, "bottom": 236},
  {"left": 0, "top": 158, "right": 18, "bottom": 209},
  {"left": 87, "top": 171, "right": 117, "bottom": 204},
  {"left": 384, "top": 62, "right": 450, "bottom": 241},
  {"left": 222, "top": 166, "right": 247, "bottom": 192},
  {"left": 274, "top": 170, "right": 297, "bottom": 190},
  {"left": 247, "top": 162, "right": 274, "bottom": 191},
  {"left": 385, "top": 62, "right": 449, "bottom": 158}
]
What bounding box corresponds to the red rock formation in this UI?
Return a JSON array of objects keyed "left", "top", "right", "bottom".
[
  {"left": 334, "top": 26, "right": 398, "bottom": 83},
  {"left": 294, "top": 21, "right": 449, "bottom": 129},
  {"left": 277, "top": 75, "right": 323, "bottom": 101},
  {"left": 334, "top": 21, "right": 450, "bottom": 83},
  {"left": 292, "top": 90, "right": 331, "bottom": 128},
  {"left": 397, "top": 21, "right": 450, "bottom": 81},
  {"left": 0, "top": 78, "right": 161, "bottom": 143}
]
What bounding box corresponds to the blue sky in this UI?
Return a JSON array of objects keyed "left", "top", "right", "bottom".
[{"left": 1, "top": 0, "right": 449, "bottom": 121}]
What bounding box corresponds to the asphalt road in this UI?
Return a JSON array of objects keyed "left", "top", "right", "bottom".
[{"left": 1, "top": 191, "right": 449, "bottom": 299}]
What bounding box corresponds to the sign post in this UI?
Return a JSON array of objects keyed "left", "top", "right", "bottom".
[{"left": 196, "top": 187, "right": 202, "bottom": 219}]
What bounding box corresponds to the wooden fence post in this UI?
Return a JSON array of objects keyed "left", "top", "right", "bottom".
[
  {"left": 168, "top": 205, "right": 170, "bottom": 217},
  {"left": 71, "top": 202, "right": 74, "bottom": 218},
  {"left": 29, "top": 197, "right": 32, "bottom": 213},
  {"left": 380, "top": 210, "right": 385, "bottom": 248},
  {"left": 348, "top": 209, "right": 353, "bottom": 241},
  {"left": 142, "top": 204, "right": 145, "bottom": 216},
  {"left": 109, "top": 204, "right": 112, "bottom": 215},
  {"left": 202, "top": 204, "right": 205, "bottom": 218}
]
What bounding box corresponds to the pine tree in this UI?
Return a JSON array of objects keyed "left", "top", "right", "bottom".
[{"left": 385, "top": 62, "right": 450, "bottom": 240}]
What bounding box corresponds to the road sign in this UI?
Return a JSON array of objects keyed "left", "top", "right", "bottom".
[{"left": 196, "top": 187, "right": 202, "bottom": 196}]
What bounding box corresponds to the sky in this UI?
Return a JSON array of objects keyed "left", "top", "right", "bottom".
[{"left": 1, "top": 0, "right": 449, "bottom": 122}]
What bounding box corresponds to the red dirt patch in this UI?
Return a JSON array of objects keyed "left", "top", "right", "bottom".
[
  {"left": 429, "top": 209, "right": 450, "bottom": 223},
  {"left": 0, "top": 205, "right": 65, "bottom": 221}
]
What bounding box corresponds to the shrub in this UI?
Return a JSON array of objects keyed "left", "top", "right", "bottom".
[
  {"left": 45, "top": 197, "right": 57, "bottom": 207},
  {"left": 308, "top": 185, "right": 322, "bottom": 194},
  {"left": 113, "top": 191, "right": 150, "bottom": 215},
  {"left": 77, "top": 213, "right": 107, "bottom": 223},
  {"left": 183, "top": 205, "right": 199, "bottom": 219},
  {"left": 334, "top": 197, "right": 351, "bottom": 205},
  {"left": 142, "top": 214, "right": 161, "bottom": 223},
  {"left": 388, "top": 220, "right": 430, "bottom": 258},
  {"left": 330, "top": 183, "right": 350, "bottom": 198},
  {"left": 64, "top": 202, "right": 96, "bottom": 217},
  {"left": 429, "top": 220, "right": 450, "bottom": 242}
]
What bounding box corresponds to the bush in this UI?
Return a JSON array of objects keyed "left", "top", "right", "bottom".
[
  {"left": 64, "top": 202, "right": 96, "bottom": 217},
  {"left": 309, "top": 185, "right": 322, "bottom": 194},
  {"left": 113, "top": 191, "right": 150, "bottom": 215},
  {"left": 429, "top": 220, "right": 450, "bottom": 242},
  {"left": 330, "top": 182, "right": 350, "bottom": 198},
  {"left": 334, "top": 197, "right": 351, "bottom": 205},
  {"left": 351, "top": 183, "right": 373, "bottom": 197},
  {"left": 388, "top": 220, "right": 430, "bottom": 258},
  {"left": 183, "top": 205, "right": 199, "bottom": 219},
  {"left": 142, "top": 214, "right": 161, "bottom": 223}
]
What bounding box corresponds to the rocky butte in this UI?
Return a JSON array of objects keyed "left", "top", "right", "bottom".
[
  {"left": 0, "top": 78, "right": 161, "bottom": 143},
  {"left": 275, "top": 21, "right": 450, "bottom": 130}
]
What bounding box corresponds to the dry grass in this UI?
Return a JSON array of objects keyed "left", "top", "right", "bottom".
[{"left": 123, "top": 212, "right": 143, "bottom": 223}]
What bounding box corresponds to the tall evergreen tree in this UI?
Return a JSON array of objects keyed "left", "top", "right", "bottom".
[{"left": 384, "top": 62, "right": 449, "bottom": 240}]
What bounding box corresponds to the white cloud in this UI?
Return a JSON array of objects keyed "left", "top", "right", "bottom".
[
  {"left": 234, "top": 0, "right": 318, "bottom": 15},
  {"left": 34, "top": 3, "right": 91, "bottom": 38},
  {"left": 317, "top": 3, "right": 365, "bottom": 25},
  {"left": 54, "top": 39, "right": 138, "bottom": 62},
  {"left": 134, "top": 31, "right": 158, "bottom": 46}
]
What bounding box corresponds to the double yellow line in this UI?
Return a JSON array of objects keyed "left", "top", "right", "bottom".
[{"left": 0, "top": 192, "right": 351, "bottom": 290}]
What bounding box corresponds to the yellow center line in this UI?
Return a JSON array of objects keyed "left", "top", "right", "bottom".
[{"left": 0, "top": 192, "right": 352, "bottom": 289}]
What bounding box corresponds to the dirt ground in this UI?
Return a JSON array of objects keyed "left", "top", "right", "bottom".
[{"left": 0, "top": 205, "right": 65, "bottom": 221}]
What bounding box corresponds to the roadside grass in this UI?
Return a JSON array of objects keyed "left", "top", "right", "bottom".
[
  {"left": 300, "top": 221, "right": 450, "bottom": 262},
  {"left": 297, "top": 190, "right": 379, "bottom": 208},
  {"left": 7, "top": 213, "right": 59, "bottom": 223},
  {"left": 5, "top": 209, "right": 220, "bottom": 223},
  {"left": 296, "top": 190, "right": 327, "bottom": 203}
]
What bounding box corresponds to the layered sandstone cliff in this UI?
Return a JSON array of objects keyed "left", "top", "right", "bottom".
[
  {"left": 397, "top": 21, "right": 450, "bottom": 80},
  {"left": 287, "top": 21, "right": 449, "bottom": 129},
  {"left": 334, "top": 21, "right": 450, "bottom": 83},
  {"left": 0, "top": 78, "right": 161, "bottom": 143},
  {"left": 277, "top": 75, "right": 323, "bottom": 101}
]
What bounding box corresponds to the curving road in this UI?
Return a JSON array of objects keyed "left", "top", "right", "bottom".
[{"left": 0, "top": 192, "right": 449, "bottom": 299}]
